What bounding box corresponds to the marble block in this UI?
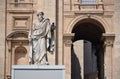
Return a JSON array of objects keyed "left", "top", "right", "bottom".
[{"left": 12, "top": 65, "right": 65, "bottom": 79}]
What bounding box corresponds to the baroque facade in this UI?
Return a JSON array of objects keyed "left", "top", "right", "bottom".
[{"left": 0, "top": 0, "right": 120, "bottom": 79}]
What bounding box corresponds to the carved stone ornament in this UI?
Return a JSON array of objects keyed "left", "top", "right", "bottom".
[
  {"left": 103, "top": 33, "right": 115, "bottom": 46},
  {"left": 64, "top": 40, "right": 72, "bottom": 46},
  {"left": 104, "top": 40, "right": 114, "bottom": 46},
  {"left": 63, "top": 33, "right": 75, "bottom": 46}
]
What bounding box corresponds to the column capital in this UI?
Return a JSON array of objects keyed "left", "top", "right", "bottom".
[
  {"left": 63, "top": 33, "right": 75, "bottom": 46},
  {"left": 104, "top": 40, "right": 114, "bottom": 46},
  {"left": 102, "top": 33, "right": 115, "bottom": 46}
]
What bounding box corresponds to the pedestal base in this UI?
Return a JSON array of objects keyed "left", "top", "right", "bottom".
[{"left": 12, "top": 65, "right": 65, "bottom": 79}]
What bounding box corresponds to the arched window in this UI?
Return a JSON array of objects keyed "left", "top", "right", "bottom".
[{"left": 15, "top": 47, "right": 29, "bottom": 65}]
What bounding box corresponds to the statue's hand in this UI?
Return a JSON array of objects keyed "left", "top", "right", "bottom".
[
  {"left": 29, "top": 37, "right": 32, "bottom": 42},
  {"left": 51, "top": 22, "right": 55, "bottom": 30},
  {"left": 28, "top": 33, "right": 33, "bottom": 41},
  {"left": 49, "top": 51, "right": 54, "bottom": 54}
]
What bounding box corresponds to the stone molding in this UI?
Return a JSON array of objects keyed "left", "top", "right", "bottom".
[
  {"left": 6, "top": 75, "right": 11, "bottom": 79},
  {"left": 66, "top": 15, "right": 110, "bottom": 33},
  {"left": 63, "top": 33, "right": 75, "bottom": 46},
  {"left": 6, "top": 31, "right": 29, "bottom": 52},
  {"left": 105, "top": 40, "right": 114, "bottom": 46},
  {"left": 103, "top": 33, "right": 115, "bottom": 46},
  {"left": 7, "top": 41, "right": 11, "bottom": 52}
]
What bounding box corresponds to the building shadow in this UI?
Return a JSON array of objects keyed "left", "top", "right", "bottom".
[{"left": 71, "top": 45, "right": 82, "bottom": 79}]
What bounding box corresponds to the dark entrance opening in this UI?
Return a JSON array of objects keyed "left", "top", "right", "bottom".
[{"left": 71, "top": 19, "right": 105, "bottom": 79}]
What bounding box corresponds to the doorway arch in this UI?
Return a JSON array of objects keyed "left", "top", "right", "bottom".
[
  {"left": 71, "top": 18, "right": 105, "bottom": 79},
  {"left": 66, "top": 15, "right": 110, "bottom": 33}
]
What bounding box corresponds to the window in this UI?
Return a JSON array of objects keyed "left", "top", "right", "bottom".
[
  {"left": 81, "top": 0, "right": 96, "bottom": 4},
  {"left": 81, "top": 0, "right": 97, "bottom": 9},
  {"left": 14, "top": 0, "right": 25, "bottom": 7},
  {"left": 12, "top": 0, "right": 33, "bottom": 8},
  {"left": 15, "top": 0, "right": 24, "bottom": 3}
]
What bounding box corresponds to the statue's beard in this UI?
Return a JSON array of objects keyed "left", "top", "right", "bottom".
[{"left": 39, "top": 18, "right": 44, "bottom": 22}]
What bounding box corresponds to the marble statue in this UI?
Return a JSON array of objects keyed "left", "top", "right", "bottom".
[{"left": 28, "top": 11, "right": 55, "bottom": 65}]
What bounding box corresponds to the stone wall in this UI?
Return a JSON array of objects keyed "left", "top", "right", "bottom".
[
  {"left": 114, "top": 0, "right": 120, "bottom": 79},
  {"left": 0, "top": 0, "right": 5, "bottom": 79}
]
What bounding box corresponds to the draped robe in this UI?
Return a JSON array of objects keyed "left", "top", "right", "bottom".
[{"left": 29, "top": 18, "right": 51, "bottom": 64}]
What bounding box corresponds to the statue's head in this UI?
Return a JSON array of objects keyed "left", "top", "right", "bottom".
[
  {"left": 37, "top": 12, "right": 44, "bottom": 16},
  {"left": 37, "top": 11, "right": 44, "bottom": 22}
]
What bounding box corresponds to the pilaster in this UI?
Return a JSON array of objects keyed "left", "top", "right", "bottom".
[
  {"left": 103, "top": 33, "right": 115, "bottom": 79},
  {"left": 63, "top": 33, "right": 74, "bottom": 79}
]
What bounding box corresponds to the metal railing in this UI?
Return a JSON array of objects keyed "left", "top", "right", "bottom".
[
  {"left": 81, "top": 0, "right": 96, "bottom": 4},
  {"left": 74, "top": 2, "right": 104, "bottom": 11}
]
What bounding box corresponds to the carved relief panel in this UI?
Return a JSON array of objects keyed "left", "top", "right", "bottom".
[{"left": 13, "top": 16, "right": 30, "bottom": 30}]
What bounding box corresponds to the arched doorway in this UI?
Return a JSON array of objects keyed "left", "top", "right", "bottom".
[{"left": 71, "top": 18, "right": 105, "bottom": 79}]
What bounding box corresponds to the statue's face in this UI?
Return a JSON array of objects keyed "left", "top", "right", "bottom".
[{"left": 38, "top": 13, "right": 44, "bottom": 22}]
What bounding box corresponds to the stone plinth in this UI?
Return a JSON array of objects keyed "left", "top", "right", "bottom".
[{"left": 12, "top": 65, "right": 65, "bottom": 79}]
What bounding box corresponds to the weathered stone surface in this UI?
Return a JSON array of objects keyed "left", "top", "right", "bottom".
[
  {"left": 1, "top": 0, "right": 120, "bottom": 79},
  {"left": 114, "top": 0, "right": 120, "bottom": 79},
  {"left": 0, "top": 0, "right": 5, "bottom": 79}
]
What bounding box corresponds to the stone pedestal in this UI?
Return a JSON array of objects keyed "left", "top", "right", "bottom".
[{"left": 12, "top": 65, "right": 65, "bottom": 79}]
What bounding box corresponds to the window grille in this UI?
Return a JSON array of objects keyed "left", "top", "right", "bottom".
[{"left": 81, "top": 0, "right": 96, "bottom": 4}]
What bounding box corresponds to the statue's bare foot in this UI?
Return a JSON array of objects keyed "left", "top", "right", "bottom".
[{"left": 45, "top": 62, "right": 49, "bottom": 65}]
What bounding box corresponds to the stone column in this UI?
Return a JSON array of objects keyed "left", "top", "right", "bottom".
[
  {"left": 56, "top": 0, "right": 64, "bottom": 65},
  {"left": 103, "top": 33, "right": 115, "bottom": 79},
  {"left": 63, "top": 33, "right": 74, "bottom": 79},
  {"left": 6, "top": 39, "right": 12, "bottom": 79}
]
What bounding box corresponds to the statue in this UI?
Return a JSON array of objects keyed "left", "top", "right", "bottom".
[{"left": 28, "top": 11, "right": 55, "bottom": 65}]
